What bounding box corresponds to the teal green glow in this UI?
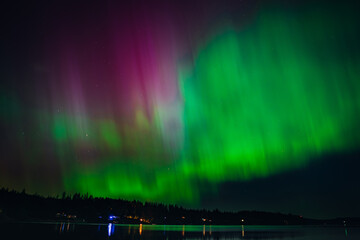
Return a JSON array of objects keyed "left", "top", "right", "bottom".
[{"left": 99, "top": 120, "right": 121, "bottom": 150}]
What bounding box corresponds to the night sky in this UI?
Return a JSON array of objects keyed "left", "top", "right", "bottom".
[{"left": 1, "top": 0, "right": 360, "bottom": 219}]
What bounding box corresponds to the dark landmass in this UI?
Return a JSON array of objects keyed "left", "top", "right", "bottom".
[{"left": 0, "top": 188, "right": 358, "bottom": 226}]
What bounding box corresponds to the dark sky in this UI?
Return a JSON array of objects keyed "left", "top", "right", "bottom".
[{"left": 1, "top": 0, "right": 360, "bottom": 219}]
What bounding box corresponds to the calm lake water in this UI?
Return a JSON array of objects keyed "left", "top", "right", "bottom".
[{"left": 0, "top": 222, "right": 359, "bottom": 239}]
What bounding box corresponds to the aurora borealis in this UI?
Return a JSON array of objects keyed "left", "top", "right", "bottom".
[{"left": 1, "top": 0, "right": 360, "bottom": 218}]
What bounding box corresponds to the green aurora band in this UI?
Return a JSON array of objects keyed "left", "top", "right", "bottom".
[
  {"left": 1, "top": 2, "right": 359, "bottom": 206},
  {"left": 67, "top": 6, "right": 360, "bottom": 203}
]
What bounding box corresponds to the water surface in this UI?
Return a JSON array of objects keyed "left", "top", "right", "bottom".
[{"left": 0, "top": 222, "right": 358, "bottom": 239}]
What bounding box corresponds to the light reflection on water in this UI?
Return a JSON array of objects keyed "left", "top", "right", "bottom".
[
  {"left": 1, "top": 222, "right": 358, "bottom": 239},
  {"left": 107, "top": 223, "right": 115, "bottom": 236},
  {"left": 52, "top": 222, "right": 356, "bottom": 239},
  {"left": 57, "top": 222, "right": 75, "bottom": 234}
]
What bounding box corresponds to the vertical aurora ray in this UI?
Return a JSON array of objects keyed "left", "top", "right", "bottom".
[{"left": 0, "top": 1, "right": 359, "bottom": 206}]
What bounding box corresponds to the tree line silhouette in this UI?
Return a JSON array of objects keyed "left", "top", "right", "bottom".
[{"left": 0, "top": 188, "right": 356, "bottom": 225}]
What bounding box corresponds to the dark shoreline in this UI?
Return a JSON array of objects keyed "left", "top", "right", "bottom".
[{"left": 1, "top": 188, "right": 359, "bottom": 226}]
